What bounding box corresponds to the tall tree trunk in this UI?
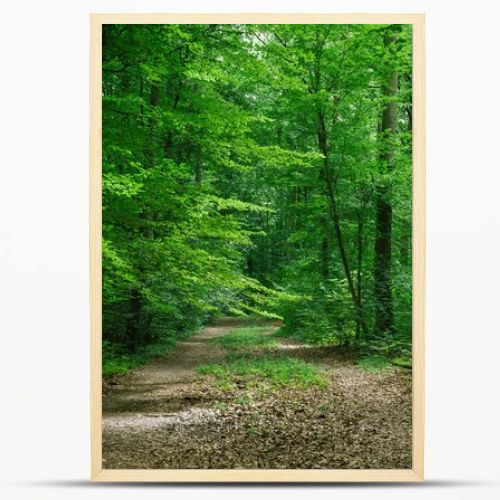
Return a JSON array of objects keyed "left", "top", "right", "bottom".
[{"left": 373, "top": 41, "right": 398, "bottom": 337}]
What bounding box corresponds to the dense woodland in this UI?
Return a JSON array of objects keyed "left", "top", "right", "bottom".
[{"left": 102, "top": 24, "right": 412, "bottom": 374}]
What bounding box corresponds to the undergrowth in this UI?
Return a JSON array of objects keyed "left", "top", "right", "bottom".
[
  {"left": 197, "top": 352, "right": 327, "bottom": 389},
  {"left": 103, "top": 332, "right": 190, "bottom": 376},
  {"left": 357, "top": 355, "right": 412, "bottom": 373},
  {"left": 357, "top": 355, "right": 395, "bottom": 373},
  {"left": 277, "top": 321, "right": 412, "bottom": 372},
  {"left": 211, "top": 326, "right": 279, "bottom": 349}
]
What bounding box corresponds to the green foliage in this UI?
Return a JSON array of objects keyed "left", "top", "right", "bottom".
[
  {"left": 358, "top": 331, "right": 412, "bottom": 358},
  {"left": 103, "top": 335, "right": 179, "bottom": 376},
  {"left": 210, "top": 327, "right": 279, "bottom": 349},
  {"left": 391, "top": 356, "right": 412, "bottom": 368},
  {"left": 197, "top": 353, "right": 328, "bottom": 389},
  {"left": 235, "top": 393, "right": 255, "bottom": 405},
  {"left": 357, "top": 353, "right": 411, "bottom": 372},
  {"left": 211, "top": 402, "right": 229, "bottom": 411},
  {"left": 102, "top": 23, "right": 413, "bottom": 372},
  {"left": 279, "top": 285, "right": 357, "bottom": 346},
  {"left": 357, "top": 355, "right": 395, "bottom": 373}
]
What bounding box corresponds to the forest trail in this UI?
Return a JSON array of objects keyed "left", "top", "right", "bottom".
[{"left": 103, "top": 318, "right": 412, "bottom": 469}]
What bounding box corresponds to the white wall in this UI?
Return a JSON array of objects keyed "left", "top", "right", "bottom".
[{"left": 1, "top": 0, "right": 499, "bottom": 498}]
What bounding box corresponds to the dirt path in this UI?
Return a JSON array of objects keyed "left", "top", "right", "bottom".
[{"left": 103, "top": 318, "right": 412, "bottom": 469}]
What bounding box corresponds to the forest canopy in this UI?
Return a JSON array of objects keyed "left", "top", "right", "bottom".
[{"left": 102, "top": 24, "right": 412, "bottom": 374}]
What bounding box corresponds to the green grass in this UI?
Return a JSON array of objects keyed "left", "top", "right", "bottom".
[
  {"left": 317, "top": 403, "right": 333, "bottom": 412},
  {"left": 211, "top": 402, "right": 229, "bottom": 411},
  {"left": 210, "top": 326, "right": 279, "bottom": 349},
  {"left": 357, "top": 354, "right": 412, "bottom": 373},
  {"left": 357, "top": 355, "right": 395, "bottom": 373},
  {"left": 235, "top": 393, "right": 254, "bottom": 405},
  {"left": 391, "top": 356, "right": 412, "bottom": 368},
  {"left": 103, "top": 336, "right": 178, "bottom": 376},
  {"left": 273, "top": 324, "right": 341, "bottom": 347},
  {"left": 197, "top": 353, "right": 327, "bottom": 389}
]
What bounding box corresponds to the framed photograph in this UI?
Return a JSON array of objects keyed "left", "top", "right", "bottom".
[{"left": 90, "top": 13, "right": 425, "bottom": 482}]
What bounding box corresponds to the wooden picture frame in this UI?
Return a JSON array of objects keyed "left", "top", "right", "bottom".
[{"left": 90, "top": 12, "right": 425, "bottom": 482}]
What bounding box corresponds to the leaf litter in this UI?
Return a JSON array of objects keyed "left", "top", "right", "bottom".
[{"left": 103, "top": 319, "right": 411, "bottom": 469}]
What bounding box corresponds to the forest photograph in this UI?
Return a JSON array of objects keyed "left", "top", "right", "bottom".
[{"left": 101, "top": 22, "right": 414, "bottom": 470}]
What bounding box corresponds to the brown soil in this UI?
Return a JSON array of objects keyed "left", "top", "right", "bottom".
[{"left": 102, "top": 318, "right": 412, "bottom": 469}]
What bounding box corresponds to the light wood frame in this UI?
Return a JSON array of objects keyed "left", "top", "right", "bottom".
[{"left": 90, "top": 13, "right": 425, "bottom": 482}]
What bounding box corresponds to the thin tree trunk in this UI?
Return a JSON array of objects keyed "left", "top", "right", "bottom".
[
  {"left": 309, "top": 34, "right": 369, "bottom": 337},
  {"left": 316, "top": 110, "right": 369, "bottom": 338}
]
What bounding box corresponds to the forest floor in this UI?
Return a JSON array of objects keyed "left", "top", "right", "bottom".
[{"left": 102, "top": 318, "right": 412, "bottom": 469}]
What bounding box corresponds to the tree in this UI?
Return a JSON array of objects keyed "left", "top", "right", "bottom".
[
  {"left": 102, "top": 23, "right": 413, "bottom": 373},
  {"left": 373, "top": 28, "right": 399, "bottom": 337}
]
